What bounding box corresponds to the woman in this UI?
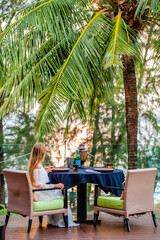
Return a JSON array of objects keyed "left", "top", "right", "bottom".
[{"left": 28, "top": 142, "right": 79, "bottom": 227}]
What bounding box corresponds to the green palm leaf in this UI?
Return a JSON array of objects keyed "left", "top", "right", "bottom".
[
  {"left": 0, "top": 0, "right": 88, "bottom": 42},
  {"left": 0, "top": 0, "right": 92, "bottom": 114},
  {"left": 103, "top": 11, "right": 138, "bottom": 69},
  {"left": 35, "top": 11, "right": 112, "bottom": 138},
  {"left": 134, "top": 0, "right": 149, "bottom": 17},
  {"left": 0, "top": 31, "right": 80, "bottom": 102},
  {"left": 135, "top": 0, "right": 160, "bottom": 17},
  {"left": 150, "top": 0, "right": 160, "bottom": 15},
  {"left": 0, "top": 0, "right": 91, "bottom": 81}
]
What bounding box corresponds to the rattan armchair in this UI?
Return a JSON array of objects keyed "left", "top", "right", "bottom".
[
  {"left": 94, "top": 168, "right": 157, "bottom": 232},
  {"left": 3, "top": 169, "right": 68, "bottom": 233}
]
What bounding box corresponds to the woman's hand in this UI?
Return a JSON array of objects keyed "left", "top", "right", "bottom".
[
  {"left": 47, "top": 166, "right": 54, "bottom": 173},
  {"left": 54, "top": 183, "right": 64, "bottom": 190},
  {"left": 34, "top": 184, "right": 46, "bottom": 189}
]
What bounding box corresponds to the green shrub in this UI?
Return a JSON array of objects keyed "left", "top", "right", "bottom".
[
  {"left": 0, "top": 204, "right": 7, "bottom": 216},
  {"left": 0, "top": 204, "right": 19, "bottom": 216}
]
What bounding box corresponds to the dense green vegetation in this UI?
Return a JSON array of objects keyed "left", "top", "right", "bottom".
[{"left": 0, "top": 113, "right": 36, "bottom": 168}]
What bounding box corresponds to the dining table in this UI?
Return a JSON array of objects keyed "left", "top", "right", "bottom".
[{"left": 48, "top": 167, "right": 125, "bottom": 223}]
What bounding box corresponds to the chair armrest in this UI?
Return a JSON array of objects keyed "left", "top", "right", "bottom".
[
  {"left": 98, "top": 185, "right": 124, "bottom": 191},
  {"left": 33, "top": 188, "right": 60, "bottom": 192}
]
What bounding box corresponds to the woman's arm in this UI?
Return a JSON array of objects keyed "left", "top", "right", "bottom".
[
  {"left": 34, "top": 183, "right": 64, "bottom": 190},
  {"left": 46, "top": 166, "right": 54, "bottom": 173},
  {"left": 33, "top": 184, "right": 46, "bottom": 189},
  {"left": 46, "top": 167, "right": 64, "bottom": 189}
]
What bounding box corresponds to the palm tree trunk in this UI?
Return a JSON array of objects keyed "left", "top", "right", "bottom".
[
  {"left": 90, "top": 109, "right": 99, "bottom": 167},
  {"left": 110, "top": 102, "right": 116, "bottom": 162},
  {"left": 0, "top": 100, "right": 5, "bottom": 204},
  {"left": 122, "top": 55, "right": 138, "bottom": 169}
]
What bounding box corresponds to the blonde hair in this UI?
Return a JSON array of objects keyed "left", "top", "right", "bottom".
[{"left": 28, "top": 143, "right": 46, "bottom": 186}]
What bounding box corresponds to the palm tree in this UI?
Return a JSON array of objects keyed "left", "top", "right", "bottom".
[{"left": 0, "top": 0, "right": 159, "bottom": 169}]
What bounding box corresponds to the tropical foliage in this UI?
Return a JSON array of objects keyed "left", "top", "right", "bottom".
[{"left": 0, "top": 0, "right": 136, "bottom": 130}]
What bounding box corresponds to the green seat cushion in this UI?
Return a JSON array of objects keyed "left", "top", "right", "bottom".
[
  {"left": 33, "top": 198, "right": 64, "bottom": 212},
  {"left": 97, "top": 195, "right": 124, "bottom": 210}
]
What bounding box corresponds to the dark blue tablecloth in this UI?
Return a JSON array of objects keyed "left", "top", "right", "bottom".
[{"left": 48, "top": 168, "right": 125, "bottom": 197}]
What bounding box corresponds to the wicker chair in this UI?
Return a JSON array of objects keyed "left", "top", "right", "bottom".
[
  {"left": 94, "top": 168, "right": 157, "bottom": 232},
  {"left": 3, "top": 169, "right": 68, "bottom": 233}
]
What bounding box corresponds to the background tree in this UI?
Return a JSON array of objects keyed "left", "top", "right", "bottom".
[{"left": 2, "top": 113, "right": 36, "bottom": 168}]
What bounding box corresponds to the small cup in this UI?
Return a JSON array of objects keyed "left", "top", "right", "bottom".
[
  {"left": 72, "top": 164, "right": 78, "bottom": 172},
  {"left": 107, "top": 163, "right": 113, "bottom": 168}
]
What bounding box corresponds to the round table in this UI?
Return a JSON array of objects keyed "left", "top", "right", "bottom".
[{"left": 48, "top": 168, "right": 125, "bottom": 222}]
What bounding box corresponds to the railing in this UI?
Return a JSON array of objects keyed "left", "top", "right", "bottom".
[
  {"left": 0, "top": 144, "right": 160, "bottom": 207},
  {"left": 0, "top": 143, "right": 160, "bottom": 171}
]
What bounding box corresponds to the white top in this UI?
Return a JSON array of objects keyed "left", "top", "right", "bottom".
[
  {"left": 33, "top": 167, "right": 63, "bottom": 201},
  {"left": 34, "top": 167, "right": 52, "bottom": 186}
]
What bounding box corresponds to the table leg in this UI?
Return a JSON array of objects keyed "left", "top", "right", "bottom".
[
  {"left": 77, "top": 183, "right": 87, "bottom": 222},
  {"left": 76, "top": 183, "right": 101, "bottom": 224}
]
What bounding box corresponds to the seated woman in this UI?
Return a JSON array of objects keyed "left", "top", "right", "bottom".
[{"left": 28, "top": 142, "right": 79, "bottom": 227}]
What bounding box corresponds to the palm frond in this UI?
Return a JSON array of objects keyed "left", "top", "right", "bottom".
[
  {"left": 0, "top": 0, "right": 92, "bottom": 115},
  {"left": 0, "top": 30, "right": 80, "bottom": 99},
  {"left": 64, "top": 100, "right": 87, "bottom": 123},
  {"left": 134, "top": 0, "right": 149, "bottom": 17},
  {"left": 35, "top": 12, "right": 112, "bottom": 138},
  {"left": 0, "top": 0, "right": 92, "bottom": 77},
  {"left": 103, "top": 11, "right": 139, "bottom": 69},
  {"left": 149, "top": 0, "right": 160, "bottom": 15},
  {"left": 135, "top": 0, "right": 160, "bottom": 17}
]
